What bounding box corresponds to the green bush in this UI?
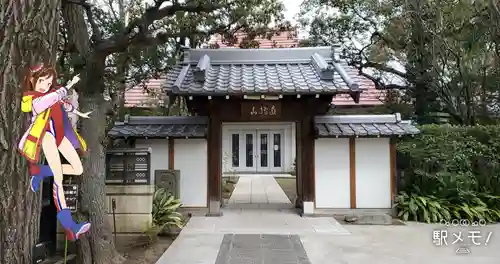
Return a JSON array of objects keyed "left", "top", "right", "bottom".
[
  {"left": 149, "top": 188, "right": 183, "bottom": 235},
  {"left": 396, "top": 124, "right": 500, "bottom": 223}
]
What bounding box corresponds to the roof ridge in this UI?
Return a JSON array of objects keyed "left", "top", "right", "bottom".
[{"left": 314, "top": 113, "right": 403, "bottom": 124}]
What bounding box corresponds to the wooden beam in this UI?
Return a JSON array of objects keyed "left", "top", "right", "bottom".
[
  {"left": 390, "top": 138, "right": 397, "bottom": 203},
  {"left": 349, "top": 138, "right": 356, "bottom": 208},
  {"left": 168, "top": 138, "right": 175, "bottom": 170}
]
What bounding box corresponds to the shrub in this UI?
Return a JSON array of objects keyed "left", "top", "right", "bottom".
[
  {"left": 396, "top": 124, "right": 500, "bottom": 223},
  {"left": 149, "top": 188, "right": 183, "bottom": 237}
]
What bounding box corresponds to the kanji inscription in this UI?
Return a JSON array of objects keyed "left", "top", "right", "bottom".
[{"left": 241, "top": 101, "right": 282, "bottom": 120}]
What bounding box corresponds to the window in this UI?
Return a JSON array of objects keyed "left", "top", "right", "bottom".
[{"left": 231, "top": 134, "right": 239, "bottom": 167}]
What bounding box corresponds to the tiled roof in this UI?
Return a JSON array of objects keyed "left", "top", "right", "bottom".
[
  {"left": 124, "top": 79, "right": 166, "bottom": 108},
  {"left": 164, "top": 47, "right": 364, "bottom": 97},
  {"left": 315, "top": 114, "right": 420, "bottom": 137},
  {"left": 124, "top": 72, "right": 384, "bottom": 108},
  {"left": 332, "top": 74, "right": 385, "bottom": 106},
  {"left": 208, "top": 31, "right": 299, "bottom": 49},
  {"left": 109, "top": 113, "right": 418, "bottom": 139},
  {"left": 108, "top": 116, "right": 207, "bottom": 138}
]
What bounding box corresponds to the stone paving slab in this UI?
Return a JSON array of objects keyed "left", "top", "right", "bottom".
[
  {"left": 228, "top": 176, "right": 291, "bottom": 205},
  {"left": 181, "top": 209, "right": 350, "bottom": 235},
  {"left": 300, "top": 223, "right": 500, "bottom": 264},
  {"left": 214, "top": 234, "right": 311, "bottom": 264},
  {"left": 155, "top": 234, "right": 224, "bottom": 264}
]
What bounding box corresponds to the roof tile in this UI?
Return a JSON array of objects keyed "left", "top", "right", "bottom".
[{"left": 315, "top": 114, "right": 419, "bottom": 137}]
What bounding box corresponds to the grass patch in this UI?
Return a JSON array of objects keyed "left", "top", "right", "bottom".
[
  {"left": 274, "top": 177, "right": 296, "bottom": 204},
  {"left": 222, "top": 176, "right": 239, "bottom": 199}
]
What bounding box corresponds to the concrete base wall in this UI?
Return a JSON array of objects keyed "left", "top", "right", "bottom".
[{"left": 57, "top": 185, "right": 154, "bottom": 251}]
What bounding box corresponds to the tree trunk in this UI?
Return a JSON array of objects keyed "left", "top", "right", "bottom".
[
  {"left": 0, "top": 0, "right": 60, "bottom": 263},
  {"left": 62, "top": 2, "right": 123, "bottom": 263},
  {"left": 77, "top": 84, "right": 123, "bottom": 264}
]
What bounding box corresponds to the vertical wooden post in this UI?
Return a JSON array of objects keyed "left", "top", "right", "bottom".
[
  {"left": 299, "top": 113, "right": 315, "bottom": 215},
  {"left": 349, "top": 137, "right": 356, "bottom": 209},
  {"left": 295, "top": 121, "right": 303, "bottom": 208},
  {"left": 390, "top": 138, "right": 397, "bottom": 203},
  {"left": 206, "top": 101, "right": 222, "bottom": 216},
  {"left": 168, "top": 138, "right": 175, "bottom": 170}
]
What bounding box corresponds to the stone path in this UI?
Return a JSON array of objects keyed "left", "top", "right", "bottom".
[
  {"left": 226, "top": 176, "right": 293, "bottom": 209},
  {"left": 182, "top": 209, "right": 350, "bottom": 235},
  {"left": 154, "top": 175, "right": 500, "bottom": 264}
]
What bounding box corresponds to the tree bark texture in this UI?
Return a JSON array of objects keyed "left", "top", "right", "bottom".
[
  {"left": 0, "top": 0, "right": 60, "bottom": 263},
  {"left": 62, "top": 2, "right": 122, "bottom": 263},
  {"left": 77, "top": 92, "right": 123, "bottom": 264}
]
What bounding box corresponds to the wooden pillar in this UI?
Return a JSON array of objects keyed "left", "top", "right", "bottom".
[
  {"left": 206, "top": 101, "right": 222, "bottom": 216},
  {"left": 299, "top": 114, "right": 315, "bottom": 215},
  {"left": 349, "top": 138, "right": 356, "bottom": 208},
  {"left": 295, "top": 121, "right": 303, "bottom": 208},
  {"left": 390, "top": 138, "right": 397, "bottom": 204},
  {"left": 168, "top": 138, "right": 175, "bottom": 170}
]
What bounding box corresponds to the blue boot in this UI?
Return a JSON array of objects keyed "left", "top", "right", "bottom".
[
  {"left": 56, "top": 209, "right": 91, "bottom": 241},
  {"left": 29, "top": 164, "right": 53, "bottom": 192}
]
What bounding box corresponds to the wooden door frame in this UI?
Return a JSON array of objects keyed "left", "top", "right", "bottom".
[{"left": 191, "top": 95, "right": 332, "bottom": 215}]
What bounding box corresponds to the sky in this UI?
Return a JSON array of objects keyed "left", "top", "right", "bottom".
[{"left": 282, "top": 0, "right": 303, "bottom": 23}]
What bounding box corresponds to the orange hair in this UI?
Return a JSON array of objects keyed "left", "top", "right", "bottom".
[{"left": 23, "top": 63, "right": 57, "bottom": 92}]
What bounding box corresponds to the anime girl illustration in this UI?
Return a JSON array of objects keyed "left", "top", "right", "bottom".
[{"left": 18, "top": 63, "right": 92, "bottom": 241}]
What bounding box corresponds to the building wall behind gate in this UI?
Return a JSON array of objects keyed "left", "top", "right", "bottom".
[
  {"left": 314, "top": 138, "right": 350, "bottom": 208},
  {"left": 221, "top": 122, "right": 295, "bottom": 173}
]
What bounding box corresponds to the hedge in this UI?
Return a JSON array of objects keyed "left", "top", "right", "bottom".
[{"left": 395, "top": 124, "right": 500, "bottom": 223}]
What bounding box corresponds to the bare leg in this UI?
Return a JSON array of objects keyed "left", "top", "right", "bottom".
[
  {"left": 58, "top": 137, "right": 83, "bottom": 176},
  {"left": 41, "top": 133, "right": 67, "bottom": 210},
  {"left": 42, "top": 133, "right": 90, "bottom": 241}
]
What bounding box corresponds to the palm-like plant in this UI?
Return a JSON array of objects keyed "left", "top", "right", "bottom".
[{"left": 151, "top": 188, "right": 183, "bottom": 234}]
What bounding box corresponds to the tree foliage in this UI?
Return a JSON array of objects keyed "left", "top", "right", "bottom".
[
  {"left": 396, "top": 125, "right": 500, "bottom": 222},
  {"left": 300, "top": 0, "right": 500, "bottom": 125},
  {"left": 56, "top": 0, "right": 287, "bottom": 263}
]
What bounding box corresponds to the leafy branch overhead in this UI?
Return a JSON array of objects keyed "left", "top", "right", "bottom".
[
  {"left": 62, "top": 0, "right": 286, "bottom": 55},
  {"left": 300, "top": 0, "right": 500, "bottom": 125}
]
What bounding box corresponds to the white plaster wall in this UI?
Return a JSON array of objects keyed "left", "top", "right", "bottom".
[
  {"left": 314, "top": 138, "right": 350, "bottom": 208},
  {"left": 135, "top": 139, "right": 169, "bottom": 183},
  {"left": 355, "top": 138, "right": 391, "bottom": 208},
  {"left": 221, "top": 122, "right": 295, "bottom": 173},
  {"left": 174, "top": 139, "right": 208, "bottom": 207}
]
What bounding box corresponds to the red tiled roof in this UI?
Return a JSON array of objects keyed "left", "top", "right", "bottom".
[
  {"left": 124, "top": 78, "right": 166, "bottom": 108},
  {"left": 124, "top": 32, "right": 385, "bottom": 107},
  {"left": 209, "top": 31, "right": 299, "bottom": 49},
  {"left": 332, "top": 67, "right": 385, "bottom": 106},
  {"left": 125, "top": 74, "right": 385, "bottom": 107}
]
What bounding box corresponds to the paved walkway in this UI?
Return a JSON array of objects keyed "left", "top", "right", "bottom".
[
  {"left": 226, "top": 176, "right": 292, "bottom": 209},
  {"left": 155, "top": 176, "right": 500, "bottom": 264}
]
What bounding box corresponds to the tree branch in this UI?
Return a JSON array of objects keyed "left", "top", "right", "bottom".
[
  {"left": 63, "top": 0, "right": 102, "bottom": 41},
  {"left": 96, "top": 1, "right": 232, "bottom": 55},
  {"left": 357, "top": 68, "right": 408, "bottom": 90},
  {"left": 98, "top": 15, "right": 242, "bottom": 54},
  {"left": 358, "top": 61, "right": 408, "bottom": 79}
]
